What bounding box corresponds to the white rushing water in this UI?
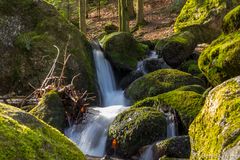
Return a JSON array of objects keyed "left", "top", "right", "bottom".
[
  {"left": 65, "top": 42, "right": 128, "bottom": 157},
  {"left": 140, "top": 145, "right": 154, "bottom": 160}
]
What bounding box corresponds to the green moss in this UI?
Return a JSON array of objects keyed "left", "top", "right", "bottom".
[
  {"left": 101, "top": 32, "right": 148, "bottom": 70},
  {"left": 155, "top": 31, "right": 197, "bottom": 67},
  {"left": 175, "top": 85, "right": 206, "bottom": 94},
  {"left": 189, "top": 76, "right": 240, "bottom": 159},
  {"left": 0, "top": 0, "right": 96, "bottom": 97},
  {"left": 126, "top": 69, "right": 204, "bottom": 102},
  {"left": 132, "top": 90, "right": 204, "bottom": 131},
  {"left": 179, "top": 60, "right": 202, "bottom": 76},
  {"left": 223, "top": 5, "right": 240, "bottom": 34},
  {"left": 108, "top": 107, "right": 167, "bottom": 157},
  {"left": 30, "top": 90, "right": 65, "bottom": 132},
  {"left": 174, "top": 0, "right": 225, "bottom": 32},
  {"left": 174, "top": 0, "right": 240, "bottom": 43},
  {"left": 198, "top": 32, "right": 240, "bottom": 86},
  {"left": 0, "top": 103, "right": 85, "bottom": 160}
]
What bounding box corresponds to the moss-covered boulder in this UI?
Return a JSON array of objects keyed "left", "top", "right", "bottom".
[
  {"left": 175, "top": 85, "right": 206, "bottom": 94},
  {"left": 153, "top": 136, "right": 190, "bottom": 159},
  {"left": 107, "top": 107, "right": 167, "bottom": 157},
  {"left": 132, "top": 90, "right": 204, "bottom": 133},
  {"left": 30, "top": 90, "right": 65, "bottom": 132},
  {"left": 174, "top": 0, "right": 240, "bottom": 43},
  {"left": 0, "top": 0, "right": 96, "bottom": 97},
  {"left": 126, "top": 69, "right": 204, "bottom": 102},
  {"left": 198, "top": 32, "right": 240, "bottom": 86},
  {"left": 223, "top": 5, "right": 240, "bottom": 33},
  {"left": 155, "top": 31, "right": 197, "bottom": 68},
  {"left": 0, "top": 103, "right": 85, "bottom": 160},
  {"left": 189, "top": 76, "right": 240, "bottom": 159},
  {"left": 101, "top": 32, "right": 149, "bottom": 71}
]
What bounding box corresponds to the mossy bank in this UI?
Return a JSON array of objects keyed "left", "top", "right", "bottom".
[{"left": 0, "top": 103, "right": 85, "bottom": 160}]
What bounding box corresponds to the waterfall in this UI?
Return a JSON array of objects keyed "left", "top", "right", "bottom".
[
  {"left": 140, "top": 145, "right": 154, "bottom": 160},
  {"left": 166, "top": 111, "right": 177, "bottom": 137},
  {"left": 92, "top": 43, "right": 127, "bottom": 106},
  {"left": 65, "top": 41, "right": 129, "bottom": 157}
]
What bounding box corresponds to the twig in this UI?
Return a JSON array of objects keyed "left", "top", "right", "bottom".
[
  {"left": 71, "top": 73, "right": 81, "bottom": 86},
  {"left": 41, "top": 45, "right": 60, "bottom": 89}
]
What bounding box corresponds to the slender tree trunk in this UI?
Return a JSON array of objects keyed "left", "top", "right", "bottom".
[
  {"left": 67, "top": 0, "right": 70, "bottom": 20},
  {"left": 118, "top": 0, "right": 129, "bottom": 32},
  {"left": 85, "top": 0, "right": 89, "bottom": 18},
  {"left": 136, "top": 0, "right": 145, "bottom": 26},
  {"left": 127, "top": 0, "right": 136, "bottom": 19},
  {"left": 78, "top": 0, "right": 86, "bottom": 33},
  {"left": 98, "top": 0, "right": 101, "bottom": 19}
]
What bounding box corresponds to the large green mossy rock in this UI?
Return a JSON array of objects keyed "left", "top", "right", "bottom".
[
  {"left": 125, "top": 69, "right": 204, "bottom": 102},
  {"left": 174, "top": 0, "right": 240, "bottom": 43},
  {"left": 0, "top": 103, "right": 85, "bottom": 160},
  {"left": 132, "top": 90, "right": 204, "bottom": 132},
  {"left": 108, "top": 107, "right": 167, "bottom": 157},
  {"left": 0, "top": 0, "right": 96, "bottom": 96},
  {"left": 198, "top": 32, "right": 240, "bottom": 86},
  {"left": 223, "top": 5, "right": 240, "bottom": 33},
  {"left": 189, "top": 76, "right": 240, "bottom": 159},
  {"left": 153, "top": 136, "right": 191, "bottom": 159},
  {"left": 30, "top": 90, "right": 65, "bottom": 132},
  {"left": 101, "top": 32, "right": 148, "bottom": 71},
  {"left": 155, "top": 31, "right": 197, "bottom": 67}
]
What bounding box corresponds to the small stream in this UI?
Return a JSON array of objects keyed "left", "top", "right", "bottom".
[
  {"left": 65, "top": 42, "right": 129, "bottom": 157},
  {"left": 65, "top": 42, "right": 177, "bottom": 158}
]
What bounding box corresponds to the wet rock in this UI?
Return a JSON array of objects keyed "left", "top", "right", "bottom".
[
  {"left": 152, "top": 136, "right": 190, "bottom": 159},
  {"left": 107, "top": 107, "right": 167, "bottom": 157}
]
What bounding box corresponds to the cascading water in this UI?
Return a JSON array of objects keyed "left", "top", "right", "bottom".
[
  {"left": 65, "top": 42, "right": 129, "bottom": 157},
  {"left": 166, "top": 111, "right": 177, "bottom": 137},
  {"left": 137, "top": 50, "right": 170, "bottom": 74},
  {"left": 140, "top": 145, "right": 154, "bottom": 160}
]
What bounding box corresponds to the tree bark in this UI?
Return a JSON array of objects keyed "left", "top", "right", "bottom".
[
  {"left": 78, "top": 0, "right": 86, "bottom": 33},
  {"left": 127, "top": 0, "right": 136, "bottom": 19},
  {"left": 67, "top": 0, "right": 70, "bottom": 20},
  {"left": 136, "top": 0, "right": 145, "bottom": 26},
  {"left": 118, "top": 0, "right": 129, "bottom": 32},
  {"left": 85, "top": 0, "right": 89, "bottom": 18}
]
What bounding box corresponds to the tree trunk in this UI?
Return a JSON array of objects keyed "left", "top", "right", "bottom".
[
  {"left": 78, "top": 0, "right": 86, "bottom": 33},
  {"left": 136, "top": 0, "right": 145, "bottom": 26},
  {"left": 67, "top": 0, "right": 70, "bottom": 20},
  {"left": 127, "top": 0, "right": 136, "bottom": 19},
  {"left": 118, "top": 0, "right": 129, "bottom": 32},
  {"left": 98, "top": 0, "right": 101, "bottom": 19},
  {"left": 85, "top": 0, "right": 89, "bottom": 18}
]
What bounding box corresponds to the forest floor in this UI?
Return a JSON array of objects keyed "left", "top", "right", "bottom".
[{"left": 86, "top": 0, "right": 182, "bottom": 41}]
